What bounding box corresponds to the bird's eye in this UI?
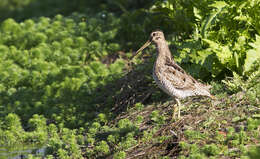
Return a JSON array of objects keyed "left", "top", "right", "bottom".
[{"left": 152, "top": 33, "right": 156, "bottom": 36}]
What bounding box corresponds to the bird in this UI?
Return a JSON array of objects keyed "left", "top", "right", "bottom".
[{"left": 131, "top": 30, "right": 215, "bottom": 118}]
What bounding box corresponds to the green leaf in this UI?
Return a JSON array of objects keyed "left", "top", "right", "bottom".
[
  {"left": 244, "top": 35, "right": 260, "bottom": 74},
  {"left": 193, "top": 7, "right": 202, "bottom": 21},
  {"left": 209, "top": 1, "right": 227, "bottom": 10},
  {"left": 202, "top": 39, "right": 232, "bottom": 65},
  {"left": 201, "top": 1, "right": 228, "bottom": 38}
]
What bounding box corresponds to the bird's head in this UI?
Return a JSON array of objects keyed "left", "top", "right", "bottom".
[
  {"left": 131, "top": 30, "right": 165, "bottom": 59},
  {"left": 149, "top": 30, "right": 165, "bottom": 44}
]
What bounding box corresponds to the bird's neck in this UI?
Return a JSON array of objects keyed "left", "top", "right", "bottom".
[{"left": 155, "top": 41, "right": 172, "bottom": 63}]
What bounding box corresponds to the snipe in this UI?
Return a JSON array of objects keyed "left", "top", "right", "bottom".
[{"left": 132, "top": 30, "right": 215, "bottom": 118}]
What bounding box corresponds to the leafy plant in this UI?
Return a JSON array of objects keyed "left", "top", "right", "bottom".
[{"left": 150, "top": 0, "right": 260, "bottom": 80}]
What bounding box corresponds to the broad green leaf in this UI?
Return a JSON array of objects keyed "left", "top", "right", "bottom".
[{"left": 244, "top": 35, "right": 260, "bottom": 73}]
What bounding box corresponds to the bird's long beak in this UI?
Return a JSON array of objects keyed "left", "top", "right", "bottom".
[{"left": 131, "top": 39, "right": 151, "bottom": 59}]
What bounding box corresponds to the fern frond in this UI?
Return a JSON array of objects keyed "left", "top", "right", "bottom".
[{"left": 201, "top": 1, "right": 228, "bottom": 38}]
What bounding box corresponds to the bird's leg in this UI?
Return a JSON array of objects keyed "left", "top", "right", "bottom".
[
  {"left": 172, "top": 98, "right": 181, "bottom": 120},
  {"left": 176, "top": 98, "right": 181, "bottom": 118},
  {"left": 172, "top": 105, "right": 177, "bottom": 120}
]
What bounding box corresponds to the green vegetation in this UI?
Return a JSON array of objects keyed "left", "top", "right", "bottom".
[
  {"left": 0, "top": 0, "right": 259, "bottom": 158},
  {"left": 152, "top": 0, "right": 260, "bottom": 80}
]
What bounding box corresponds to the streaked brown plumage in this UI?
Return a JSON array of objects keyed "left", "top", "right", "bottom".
[{"left": 132, "top": 30, "right": 215, "bottom": 118}]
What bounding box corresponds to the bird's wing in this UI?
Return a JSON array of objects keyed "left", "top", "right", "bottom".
[{"left": 162, "top": 58, "right": 199, "bottom": 90}]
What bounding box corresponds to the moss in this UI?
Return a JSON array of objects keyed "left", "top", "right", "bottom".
[
  {"left": 202, "top": 144, "right": 220, "bottom": 156},
  {"left": 150, "top": 110, "right": 166, "bottom": 124},
  {"left": 113, "top": 151, "right": 126, "bottom": 159},
  {"left": 95, "top": 140, "right": 110, "bottom": 155},
  {"left": 135, "top": 102, "right": 144, "bottom": 110},
  {"left": 135, "top": 115, "right": 143, "bottom": 125}
]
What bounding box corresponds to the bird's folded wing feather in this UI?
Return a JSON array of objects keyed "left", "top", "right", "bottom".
[{"left": 163, "top": 59, "right": 198, "bottom": 90}]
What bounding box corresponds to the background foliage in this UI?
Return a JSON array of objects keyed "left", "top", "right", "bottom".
[{"left": 0, "top": 0, "right": 259, "bottom": 158}]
